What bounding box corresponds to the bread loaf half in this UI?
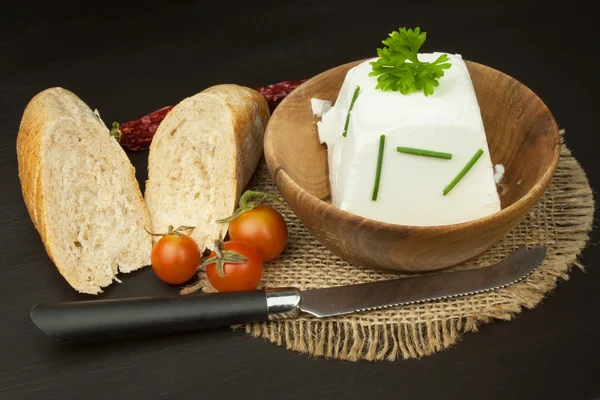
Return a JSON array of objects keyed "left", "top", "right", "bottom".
[
  {"left": 17, "top": 87, "right": 152, "bottom": 294},
  {"left": 145, "top": 84, "right": 270, "bottom": 252}
]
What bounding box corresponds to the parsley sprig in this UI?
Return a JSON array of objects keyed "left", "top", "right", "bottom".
[{"left": 369, "top": 27, "right": 452, "bottom": 96}]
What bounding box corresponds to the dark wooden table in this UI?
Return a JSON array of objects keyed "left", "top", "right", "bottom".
[{"left": 1, "top": 2, "right": 598, "bottom": 399}]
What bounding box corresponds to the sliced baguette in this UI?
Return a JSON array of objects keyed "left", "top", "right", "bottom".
[
  {"left": 17, "top": 87, "right": 152, "bottom": 294},
  {"left": 145, "top": 84, "right": 270, "bottom": 252}
]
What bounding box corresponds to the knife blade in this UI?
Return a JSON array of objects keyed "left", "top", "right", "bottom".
[{"left": 30, "top": 245, "right": 545, "bottom": 342}]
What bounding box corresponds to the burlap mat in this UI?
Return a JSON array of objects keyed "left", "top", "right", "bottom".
[{"left": 197, "top": 132, "right": 595, "bottom": 361}]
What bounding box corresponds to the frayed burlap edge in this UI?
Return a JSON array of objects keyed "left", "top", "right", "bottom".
[{"left": 197, "top": 130, "right": 595, "bottom": 361}]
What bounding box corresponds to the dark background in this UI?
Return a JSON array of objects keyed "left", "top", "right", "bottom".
[{"left": 1, "top": 2, "right": 598, "bottom": 399}]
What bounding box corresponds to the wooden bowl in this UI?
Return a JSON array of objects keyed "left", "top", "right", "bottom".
[{"left": 264, "top": 59, "right": 560, "bottom": 272}]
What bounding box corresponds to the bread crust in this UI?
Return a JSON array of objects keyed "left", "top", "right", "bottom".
[
  {"left": 201, "top": 84, "right": 270, "bottom": 200},
  {"left": 17, "top": 88, "right": 59, "bottom": 276},
  {"left": 16, "top": 87, "right": 151, "bottom": 294}
]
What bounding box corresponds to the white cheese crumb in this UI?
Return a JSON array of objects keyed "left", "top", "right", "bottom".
[
  {"left": 311, "top": 98, "right": 332, "bottom": 117},
  {"left": 494, "top": 164, "right": 505, "bottom": 184}
]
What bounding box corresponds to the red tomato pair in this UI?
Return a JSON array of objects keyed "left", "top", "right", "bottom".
[{"left": 149, "top": 194, "right": 288, "bottom": 292}]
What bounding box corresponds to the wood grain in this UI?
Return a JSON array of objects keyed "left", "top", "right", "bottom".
[{"left": 264, "top": 60, "right": 560, "bottom": 272}]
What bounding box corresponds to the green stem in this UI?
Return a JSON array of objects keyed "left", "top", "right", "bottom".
[
  {"left": 201, "top": 250, "right": 248, "bottom": 278},
  {"left": 372, "top": 134, "right": 386, "bottom": 201},
  {"left": 215, "top": 190, "right": 283, "bottom": 223},
  {"left": 144, "top": 225, "right": 195, "bottom": 237},
  {"left": 239, "top": 190, "right": 283, "bottom": 209},
  {"left": 342, "top": 85, "right": 360, "bottom": 137},
  {"left": 109, "top": 121, "right": 121, "bottom": 142},
  {"left": 443, "top": 148, "right": 484, "bottom": 195},
  {"left": 397, "top": 146, "right": 452, "bottom": 159}
]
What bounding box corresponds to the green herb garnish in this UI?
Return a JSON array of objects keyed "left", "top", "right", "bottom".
[
  {"left": 369, "top": 27, "right": 452, "bottom": 96},
  {"left": 397, "top": 146, "right": 452, "bottom": 159},
  {"left": 342, "top": 85, "right": 360, "bottom": 137},
  {"left": 443, "top": 148, "right": 484, "bottom": 195},
  {"left": 372, "top": 134, "right": 386, "bottom": 201}
]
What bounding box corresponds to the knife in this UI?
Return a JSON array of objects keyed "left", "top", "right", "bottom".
[{"left": 30, "top": 245, "right": 545, "bottom": 342}]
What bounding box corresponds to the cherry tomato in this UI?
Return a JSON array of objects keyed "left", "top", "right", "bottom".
[
  {"left": 151, "top": 233, "right": 201, "bottom": 284},
  {"left": 205, "top": 241, "right": 263, "bottom": 292},
  {"left": 228, "top": 204, "right": 288, "bottom": 261}
]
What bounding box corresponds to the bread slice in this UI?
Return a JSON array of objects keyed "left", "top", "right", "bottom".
[
  {"left": 17, "top": 87, "right": 152, "bottom": 294},
  {"left": 145, "top": 84, "right": 270, "bottom": 252}
]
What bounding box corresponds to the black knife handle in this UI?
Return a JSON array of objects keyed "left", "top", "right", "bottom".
[{"left": 31, "top": 290, "right": 270, "bottom": 342}]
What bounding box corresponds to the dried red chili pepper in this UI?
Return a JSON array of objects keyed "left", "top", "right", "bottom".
[
  {"left": 257, "top": 79, "right": 307, "bottom": 113},
  {"left": 111, "top": 79, "right": 307, "bottom": 152},
  {"left": 110, "top": 106, "right": 173, "bottom": 152}
]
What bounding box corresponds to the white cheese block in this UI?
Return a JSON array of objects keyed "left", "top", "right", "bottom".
[
  {"left": 316, "top": 53, "right": 501, "bottom": 226},
  {"left": 494, "top": 164, "right": 505, "bottom": 183}
]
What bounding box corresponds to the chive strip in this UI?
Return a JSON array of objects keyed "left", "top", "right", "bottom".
[
  {"left": 342, "top": 85, "right": 360, "bottom": 137},
  {"left": 372, "top": 134, "right": 386, "bottom": 201},
  {"left": 443, "top": 148, "right": 484, "bottom": 195},
  {"left": 397, "top": 146, "right": 452, "bottom": 159}
]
